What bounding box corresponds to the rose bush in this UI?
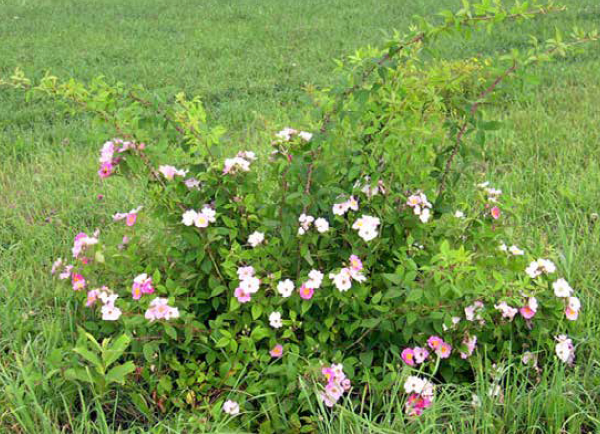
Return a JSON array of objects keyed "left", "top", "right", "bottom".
[{"left": 4, "top": 0, "right": 597, "bottom": 428}]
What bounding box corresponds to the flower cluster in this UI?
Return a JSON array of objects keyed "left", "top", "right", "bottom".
[
  {"left": 235, "top": 266, "right": 260, "bottom": 303},
  {"left": 298, "top": 214, "right": 329, "bottom": 235},
  {"left": 356, "top": 176, "right": 386, "bottom": 198},
  {"left": 159, "top": 165, "right": 188, "bottom": 180},
  {"left": 319, "top": 363, "right": 351, "bottom": 407},
  {"left": 525, "top": 258, "right": 556, "bottom": 278},
  {"left": 298, "top": 269, "right": 324, "bottom": 300},
  {"left": 406, "top": 193, "right": 432, "bottom": 223},
  {"left": 553, "top": 278, "right": 581, "bottom": 320},
  {"left": 113, "top": 206, "right": 143, "bottom": 227},
  {"left": 86, "top": 287, "right": 122, "bottom": 321},
  {"left": 465, "top": 301, "right": 485, "bottom": 324},
  {"left": 98, "top": 139, "right": 144, "bottom": 179},
  {"left": 427, "top": 336, "right": 452, "bottom": 358},
  {"left": 404, "top": 376, "right": 434, "bottom": 416},
  {"left": 498, "top": 243, "right": 524, "bottom": 256},
  {"left": 352, "top": 215, "right": 380, "bottom": 241},
  {"left": 72, "top": 231, "right": 99, "bottom": 259},
  {"left": 478, "top": 182, "right": 502, "bottom": 203},
  {"left": 181, "top": 206, "right": 217, "bottom": 228},
  {"left": 401, "top": 346, "right": 429, "bottom": 366},
  {"left": 332, "top": 196, "right": 359, "bottom": 216},
  {"left": 145, "top": 297, "right": 180, "bottom": 321},
  {"left": 132, "top": 273, "right": 154, "bottom": 300},
  {"left": 273, "top": 127, "right": 312, "bottom": 143},
  {"left": 51, "top": 258, "right": 74, "bottom": 280},
  {"left": 329, "top": 255, "right": 366, "bottom": 292},
  {"left": 460, "top": 335, "right": 478, "bottom": 359},
  {"left": 72, "top": 273, "right": 86, "bottom": 291},
  {"left": 223, "top": 151, "right": 256, "bottom": 174}
]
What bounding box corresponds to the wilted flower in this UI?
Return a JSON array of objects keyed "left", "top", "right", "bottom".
[
  {"left": 460, "top": 335, "right": 477, "bottom": 359},
  {"left": 494, "top": 301, "right": 518, "bottom": 321}
]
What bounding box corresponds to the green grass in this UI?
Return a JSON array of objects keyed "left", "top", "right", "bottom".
[{"left": 2, "top": 0, "right": 600, "bottom": 432}]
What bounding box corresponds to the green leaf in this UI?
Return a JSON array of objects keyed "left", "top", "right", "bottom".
[
  {"left": 164, "top": 324, "right": 177, "bottom": 340},
  {"left": 103, "top": 334, "right": 131, "bottom": 367},
  {"left": 105, "top": 361, "right": 136, "bottom": 385},
  {"left": 251, "top": 303, "right": 263, "bottom": 320},
  {"left": 215, "top": 337, "right": 230, "bottom": 348},
  {"left": 64, "top": 367, "right": 94, "bottom": 384},
  {"left": 73, "top": 347, "right": 103, "bottom": 372}
]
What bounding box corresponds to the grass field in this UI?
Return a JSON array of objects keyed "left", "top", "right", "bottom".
[{"left": 1, "top": 0, "right": 600, "bottom": 432}]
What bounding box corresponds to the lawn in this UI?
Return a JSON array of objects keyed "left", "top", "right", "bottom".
[{"left": 1, "top": 0, "right": 600, "bottom": 432}]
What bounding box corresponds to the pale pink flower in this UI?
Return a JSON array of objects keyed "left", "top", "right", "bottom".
[
  {"left": 237, "top": 266, "right": 255, "bottom": 281},
  {"left": 181, "top": 210, "right": 198, "bottom": 226},
  {"left": 248, "top": 231, "right": 265, "bottom": 247},
  {"left": 555, "top": 335, "right": 574, "bottom": 364},
  {"left": 437, "top": 342, "right": 452, "bottom": 359},
  {"left": 101, "top": 304, "right": 122, "bottom": 321},
  {"left": 240, "top": 276, "right": 260, "bottom": 294},
  {"left": 270, "top": 344, "right": 283, "bottom": 358},
  {"left": 329, "top": 268, "right": 352, "bottom": 292},
  {"left": 349, "top": 255, "right": 363, "bottom": 272},
  {"left": 413, "top": 347, "right": 429, "bottom": 364},
  {"left": 314, "top": 218, "right": 329, "bottom": 233},
  {"left": 145, "top": 297, "right": 179, "bottom": 321},
  {"left": 234, "top": 287, "right": 251, "bottom": 303},
  {"left": 159, "top": 165, "right": 188, "bottom": 180},
  {"left": 460, "top": 335, "right": 477, "bottom": 359},
  {"left": 277, "top": 279, "right": 294, "bottom": 298},
  {"left": 223, "top": 400, "right": 240, "bottom": 415},
  {"left": 86, "top": 289, "right": 100, "bottom": 307},
  {"left": 519, "top": 297, "right": 538, "bottom": 319},
  {"left": 269, "top": 312, "right": 283, "bottom": 328},
  {"left": 305, "top": 269, "right": 324, "bottom": 289},
  {"left": 427, "top": 336, "right": 443, "bottom": 351},
  {"left": 553, "top": 278, "right": 573, "bottom": 298},
  {"left": 51, "top": 258, "right": 63, "bottom": 275}
]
